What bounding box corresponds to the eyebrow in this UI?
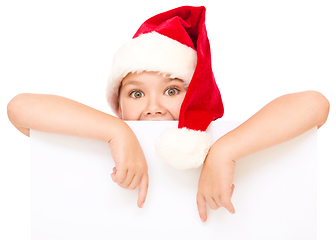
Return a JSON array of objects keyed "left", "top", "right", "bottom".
[
  {"left": 122, "top": 77, "right": 184, "bottom": 87},
  {"left": 122, "top": 80, "right": 144, "bottom": 87},
  {"left": 168, "top": 78, "right": 184, "bottom": 83}
]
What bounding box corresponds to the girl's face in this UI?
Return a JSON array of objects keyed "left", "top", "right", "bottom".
[{"left": 118, "top": 72, "right": 187, "bottom": 120}]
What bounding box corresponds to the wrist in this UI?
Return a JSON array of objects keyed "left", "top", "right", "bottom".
[
  {"left": 106, "top": 118, "right": 132, "bottom": 143},
  {"left": 107, "top": 120, "right": 142, "bottom": 156},
  {"left": 209, "top": 136, "right": 240, "bottom": 163}
]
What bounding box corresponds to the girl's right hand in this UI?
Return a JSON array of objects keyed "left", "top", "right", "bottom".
[
  {"left": 7, "top": 93, "right": 149, "bottom": 208},
  {"left": 108, "top": 124, "right": 148, "bottom": 208}
]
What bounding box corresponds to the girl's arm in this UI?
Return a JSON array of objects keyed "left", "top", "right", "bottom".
[
  {"left": 7, "top": 93, "right": 148, "bottom": 208},
  {"left": 8, "top": 93, "right": 123, "bottom": 140},
  {"left": 197, "top": 90, "right": 330, "bottom": 222}
]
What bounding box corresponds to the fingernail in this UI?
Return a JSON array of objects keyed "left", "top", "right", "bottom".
[
  {"left": 200, "top": 217, "right": 206, "bottom": 222},
  {"left": 229, "top": 210, "right": 235, "bottom": 214}
]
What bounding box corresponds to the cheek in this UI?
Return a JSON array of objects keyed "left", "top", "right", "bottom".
[
  {"left": 119, "top": 98, "right": 143, "bottom": 120},
  {"left": 170, "top": 94, "right": 186, "bottom": 120}
]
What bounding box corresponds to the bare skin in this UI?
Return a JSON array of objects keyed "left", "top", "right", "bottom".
[
  {"left": 7, "top": 93, "right": 148, "bottom": 208},
  {"left": 7, "top": 72, "right": 330, "bottom": 221},
  {"left": 197, "top": 91, "right": 329, "bottom": 222}
]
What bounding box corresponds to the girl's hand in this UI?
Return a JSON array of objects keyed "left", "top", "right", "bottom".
[
  {"left": 196, "top": 140, "right": 236, "bottom": 222},
  {"left": 196, "top": 91, "right": 330, "bottom": 222},
  {"left": 7, "top": 94, "right": 149, "bottom": 208},
  {"left": 108, "top": 125, "right": 148, "bottom": 208}
]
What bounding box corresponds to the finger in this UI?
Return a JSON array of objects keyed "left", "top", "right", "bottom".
[
  {"left": 214, "top": 185, "right": 236, "bottom": 205},
  {"left": 220, "top": 195, "right": 235, "bottom": 214},
  {"left": 214, "top": 195, "right": 224, "bottom": 208},
  {"left": 206, "top": 196, "right": 220, "bottom": 210},
  {"left": 119, "top": 170, "right": 135, "bottom": 188},
  {"left": 110, "top": 167, "right": 118, "bottom": 182},
  {"left": 223, "top": 184, "right": 236, "bottom": 214},
  {"left": 196, "top": 192, "right": 207, "bottom": 222},
  {"left": 231, "top": 184, "right": 235, "bottom": 197},
  {"left": 114, "top": 167, "right": 127, "bottom": 184},
  {"left": 127, "top": 173, "right": 142, "bottom": 190},
  {"left": 137, "top": 173, "right": 148, "bottom": 208}
]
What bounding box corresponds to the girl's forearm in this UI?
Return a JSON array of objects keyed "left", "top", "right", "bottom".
[
  {"left": 217, "top": 91, "right": 329, "bottom": 162},
  {"left": 7, "top": 93, "right": 126, "bottom": 142}
]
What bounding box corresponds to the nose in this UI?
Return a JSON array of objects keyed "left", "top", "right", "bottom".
[{"left": 144, "top": 96, "right": 167, "bottom": 117}]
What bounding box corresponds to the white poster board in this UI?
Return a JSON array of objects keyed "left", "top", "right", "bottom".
[{"left": 31, "top": 121, "right": 317, "bottom": 240}]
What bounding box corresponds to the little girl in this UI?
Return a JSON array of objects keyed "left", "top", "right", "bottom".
[{"left": 7, "top": 6, "right": 329, "bottom": 222}]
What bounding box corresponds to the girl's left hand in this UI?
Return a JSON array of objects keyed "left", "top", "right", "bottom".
[{"left": 196, "top": 140, "right": 236, "bottom": 222}]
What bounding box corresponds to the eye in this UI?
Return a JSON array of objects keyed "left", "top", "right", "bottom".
[
  {"left": 130, "top": 90, "right": 144, "bottom": 99},
  {"left": 165, "top": 87, "right": 180, "bottom": 96}
]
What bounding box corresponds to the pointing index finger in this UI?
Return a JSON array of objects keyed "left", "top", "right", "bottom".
[
  {"left": 137, "top": 173, "right": 149, "bottom": 208},
  {"left": 197, "top": 192, "right": 207, "bottom": 222}
]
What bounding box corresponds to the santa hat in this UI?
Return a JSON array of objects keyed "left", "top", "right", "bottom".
[{"left": 106, "top": 6, "right": 224, "bottom": 170}]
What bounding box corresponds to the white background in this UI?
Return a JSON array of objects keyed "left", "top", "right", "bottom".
[{"left": 0, "top": 0, "right": 335, "bottom": 239}]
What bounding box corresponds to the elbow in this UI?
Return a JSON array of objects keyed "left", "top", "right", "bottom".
[
  {"left": 307, "top": 91, "right": 330, "bottom": 128},
  {"left": 7, "top": 93, "right": 31, "bottom": 135},
  {"left": 7, "top": 93, "right": 27, "bottom": 122},
  {"left": 8, "top": 94, "right": 22, "bottom": 123}
]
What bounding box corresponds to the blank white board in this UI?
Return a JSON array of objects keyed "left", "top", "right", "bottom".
[{"left": 31, "top": 121, "right": 317, "bottom": 240}]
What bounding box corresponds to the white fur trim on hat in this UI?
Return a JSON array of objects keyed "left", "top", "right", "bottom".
[
  {"left": 106, "top": 31, "right": 197, "bottom": 115},
  {"left": 155, "top": 128, "right": 212, "bottom": 170}
]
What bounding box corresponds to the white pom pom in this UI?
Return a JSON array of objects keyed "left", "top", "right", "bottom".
[{"left": 155, "top": 128, "right": 212, "bottom": 170}]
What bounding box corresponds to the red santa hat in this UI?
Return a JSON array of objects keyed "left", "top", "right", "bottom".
[{"left": 106, "top": 6, "right": 224, "bottom": 169}]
